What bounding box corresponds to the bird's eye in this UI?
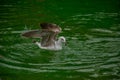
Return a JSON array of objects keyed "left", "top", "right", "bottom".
[{"left": 61, "top": 38, "right": 64, "bottom": 41}]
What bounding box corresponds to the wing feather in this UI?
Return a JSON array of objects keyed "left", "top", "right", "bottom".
[{"left": 21, "top": 30, "right": 41, "bottom": 38}]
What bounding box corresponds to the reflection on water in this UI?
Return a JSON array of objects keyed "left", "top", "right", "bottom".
[{"left": 0, "top": 0, "right": 120, "bottom": 80}]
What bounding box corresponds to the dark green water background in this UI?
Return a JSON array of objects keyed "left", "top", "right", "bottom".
[{"left": 0, "top": 0, "right": 120, "bottom": 80}]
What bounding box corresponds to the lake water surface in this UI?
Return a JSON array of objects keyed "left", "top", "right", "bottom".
[{"left": 0, "top": 0, "right": 120, "bottom": 80}]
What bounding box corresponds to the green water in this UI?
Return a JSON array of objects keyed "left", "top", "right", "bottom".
[{"left": 0, "top": 0, "right": 120, "bottom": 80}]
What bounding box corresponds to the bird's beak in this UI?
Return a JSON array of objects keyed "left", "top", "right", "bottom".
[{"left": 64, "top": 41, "right": 67, "bottom": 46}]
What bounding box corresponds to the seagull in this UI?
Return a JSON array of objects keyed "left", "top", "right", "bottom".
[{"left": 21, "top": 23, "right": 66, "bottom": 50}]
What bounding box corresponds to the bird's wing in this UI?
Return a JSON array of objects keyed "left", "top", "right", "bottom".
[
  {"left": 21, "top": 30, "right": 42, "bottom": 38},
  {"left": 40, "top": 23, "right": 61, "bottom": 47},
  {"left": 40, "top": 23, "right": 61, "bottom": 33},
  {"left": 21, "top": 30, "right": 58, "bottom": 47},
  {"left": 40, "top": 31, "right": 58, "bottom": 47},
  {"left": 21, "top": 29, "right": 55, "bottom": 38}
]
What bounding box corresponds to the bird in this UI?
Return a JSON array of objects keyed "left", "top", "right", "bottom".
[{"left": 21, "top": 23, "right": 66, "bottom": 50}]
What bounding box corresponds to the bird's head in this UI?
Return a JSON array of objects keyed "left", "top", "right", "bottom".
[{"left": 59, "top": 36, "right": 66, "bottom": 45}]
